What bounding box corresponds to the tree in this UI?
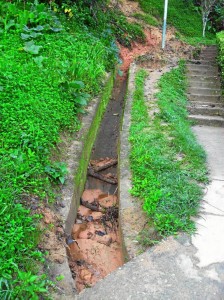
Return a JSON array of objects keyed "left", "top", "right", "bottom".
[{"left": 201, "top": 0, "right": 219, "bottom": 37}]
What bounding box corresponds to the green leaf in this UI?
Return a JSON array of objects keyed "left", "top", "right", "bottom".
[
  {"left": 33, "top": 25, "right": 45, "bottom": 31},
  {"left": 33, "top": 56, "right": 45, "bottom": 67},
  {"left": 59, "top": 176, "right": 65, "bottom": 184},
  {"left": 69, "top": 80, "right": 85, "bottom": 90},
  {"left": 5, "top": 20, "right": 15, "bottom": 31},
  {"left": 24, "top": 41, "right": 42, "bottom": 55},
  {"left": 51, "top": 27, "right": 62, "bottom": 32},
  {"left": 75, "top": 96, "right": 87, "bottom": 106},
  {"left": 21, "top": 33, "right": 30, "bottom": 40}
]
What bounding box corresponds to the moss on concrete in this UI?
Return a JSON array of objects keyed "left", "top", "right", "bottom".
[{"left": 64, "top": 72, "right": 115, "bottom": 233}]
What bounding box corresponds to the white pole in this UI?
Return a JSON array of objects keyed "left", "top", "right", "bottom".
[{"left": 162, "top": 0, "right": 168, "bottom": 49}]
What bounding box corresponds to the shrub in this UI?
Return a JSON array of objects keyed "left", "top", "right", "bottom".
[{"left": 217, "top": 30, "right": 224, "bottom": 82}]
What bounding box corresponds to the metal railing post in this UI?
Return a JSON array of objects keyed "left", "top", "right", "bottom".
[{"left": 162, "top": 0, "right": 169, "bottom": 49}]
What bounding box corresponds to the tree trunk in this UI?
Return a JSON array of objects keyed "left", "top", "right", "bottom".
[{"left": 202, "top": 15, "right": 207, "bottom": 37}]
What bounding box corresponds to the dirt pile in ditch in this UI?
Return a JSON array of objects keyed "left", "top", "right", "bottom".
[{"left": 68, "top": 188, "right": 123, "bottom": 292}]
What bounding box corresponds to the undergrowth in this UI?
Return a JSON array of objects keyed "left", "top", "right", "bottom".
[
  {"left": 137, "top": 0, "right": 216, "bottom": 45},
  {"left": 132, "top": 12, "right": 159, "bottom": 27},
  {"left": 129, "top": 65, "right": 208, "bottom": 236},
  {"left": 217, "top": 30, "right": 224, "bottom": 82}
]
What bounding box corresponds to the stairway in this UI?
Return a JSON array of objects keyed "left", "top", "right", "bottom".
[{"left": 187, "top": 45, "right": 224, "bottom": 127}]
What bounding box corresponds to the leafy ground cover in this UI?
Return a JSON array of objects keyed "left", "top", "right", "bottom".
[
  {"left": 0, "top": 1, "right": 146, "bottom": 298},
  {"left": 137, "top": 0, "right": 216, "bottom": 44},
  {"left": 129, "top": 65, "right": 208, "bottom": 236},
  {"left": 217, "top": 30, "right": 224, "bottom": 81}
]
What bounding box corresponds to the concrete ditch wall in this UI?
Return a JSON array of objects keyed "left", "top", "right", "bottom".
[{"left": 52, "top": 72, "right": 115, "bottom": 299}]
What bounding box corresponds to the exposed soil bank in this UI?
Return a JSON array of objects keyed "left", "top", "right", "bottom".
[{"left": 68, "top": 79, "right": 127, "bottom": 292}]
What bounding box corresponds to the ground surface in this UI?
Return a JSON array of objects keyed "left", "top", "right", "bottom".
[{"left": 45, "top": 1, "right": 217, "bottom": 296}]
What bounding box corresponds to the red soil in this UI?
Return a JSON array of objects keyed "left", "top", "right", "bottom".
[
  {"left": 69, "top": 189, "right": 124, "bottom": 292},
  {"left": 118, "top": 28, "right": 160, "bottom": 76}
]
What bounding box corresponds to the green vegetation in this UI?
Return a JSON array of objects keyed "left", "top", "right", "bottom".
[
  {"left": 0, "top": 0, "right": 221, "bottom": 297},
  {"left": 129, "top": 65, "right": 207, "bottom": 236},
  {"left": 217, "top": 31, "right": 224, "bottom": 82},
  {"left": 132, "top": 12, "right": 159, "bottom": 27},
  {"left": 0, "top": 0, "right": 146, "bottom": 298},
  {"left": 137, "top": 0, "right": 216, "bottom": 44},
  {"left": 59, "top": 1, "right": 145, "bottom": 48}
]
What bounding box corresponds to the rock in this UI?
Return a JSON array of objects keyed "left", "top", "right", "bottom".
[
  {"left": 91, "top": 211, "right": 103, "bottom": 220},
  {"left": 72, "top": 223, "right": 87, "bottom": 239},
  {"left": 78, "top": 205, "right": 91, "bottom": 217},
  {"left": 98, "top": 194, "right": 117, "bottom": 208},
  {"left": 95, "top": 235, "right": 112, "bottom": 246},
  {"left": 80, "top": 269, "right": 92, "bottom": 282},
  {"left": 82, "top": 189, "right": 104, "bottom": 204},
  {"left": 43, "top": 211, "right": 54, "bottom": 224}
]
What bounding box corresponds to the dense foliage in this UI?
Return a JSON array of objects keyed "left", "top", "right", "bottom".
[
  {"left": 217, "top": 30, "right": 224, "bottom": 81},
  {"left": 130, "top": 65, "right": 207, "bottom": 236}
]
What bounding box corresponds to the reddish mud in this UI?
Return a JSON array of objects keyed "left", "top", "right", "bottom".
[
  {"left": 68, "top": 188, "right": 123, "bottom": 292},
  {"left": 119, "top": 29, "right": 159, "bottom": 75}
]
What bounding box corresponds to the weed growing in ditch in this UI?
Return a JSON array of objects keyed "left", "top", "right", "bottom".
[{"left": 129, "top": 65, "right": 208, "bottom": 236}]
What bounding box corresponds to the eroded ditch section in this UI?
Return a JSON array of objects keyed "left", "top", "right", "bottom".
[{"left": 68, "top": 78, "right": 127, "bottom": 292}]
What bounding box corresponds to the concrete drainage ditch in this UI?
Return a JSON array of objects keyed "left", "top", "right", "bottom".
[
  {"left": 52, "top": 45, "right": 195, "bottom": 299},
  {"left": 67, "top": 78, "right": 127, "bottom": 292}
]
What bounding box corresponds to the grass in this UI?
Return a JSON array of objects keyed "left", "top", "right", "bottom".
[
  {"left": 137, "top": 0, "right": 216, "bottom": 45},
  {"left": 129, "top": 64, "right": 208, "bottom": 236},
  {"left": 132, "top": 12, "right": 160, "bottom": 27}
]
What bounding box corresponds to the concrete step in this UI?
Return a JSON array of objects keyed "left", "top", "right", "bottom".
[
  {"left": 201, "top": 47, "right": 217, "bottom": 54},
  {"left": 188, "top": 80, "right": 221, "bottom": 89},
  {"left": 201, "top": 50, "right": 217, "bottom": 54},
  {"left": 188, "top": 105, "right": 224, "bottom": 117},
  {"left": 188, "top": 60, "right": 216, "bottom": 66},
  {"left": 187, "top": 69, "right": 218, "bottom": 76},
  {"left": 187, "top": 94, "right": 223, "bottom": 102},
  {"left": 188, "top": 87, "right": 221, "bottom": 96},
  {"left": 188, "top": 101, "right": 224, "bottom": 108},
  {"left": 188, "top": 114, "right": 224, "bottom": 127},
  {"left": 200, "top": 51, "right": 217, "bottom": 56},
  {"left": 186, "top": 64, "right": 218, "bottom": 72},
  {"left": 187, "top": 74, "right": 220, "bottom": 81},
  {"left": 200, "top": 54, "right": 217, "bottom": 58}
]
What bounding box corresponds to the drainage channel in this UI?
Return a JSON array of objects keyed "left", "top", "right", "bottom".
[{"left": 68, "top": 77, "right": 127, "bottom": 292}]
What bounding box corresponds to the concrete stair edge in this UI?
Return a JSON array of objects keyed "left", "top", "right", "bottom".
[{"left": 188, "top": 114, "right": 224, "bottom": 127}]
